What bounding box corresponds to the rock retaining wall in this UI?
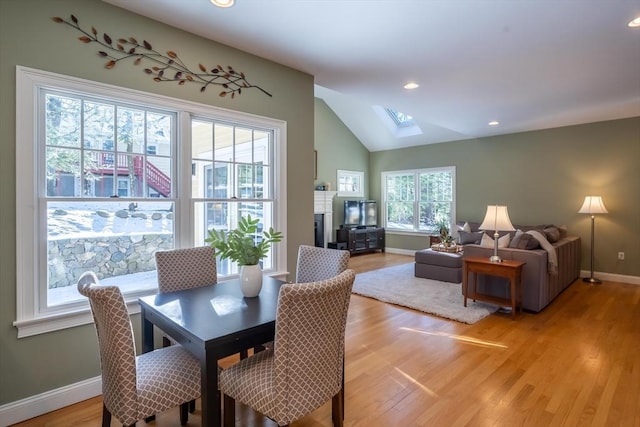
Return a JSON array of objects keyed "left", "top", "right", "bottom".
[{"left": 48, "top": 233, "right": 173, "bottom": 288}]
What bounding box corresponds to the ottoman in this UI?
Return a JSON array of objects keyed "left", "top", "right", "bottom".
[{"left": 414, "top": 249, "right": 463, "bottom": 283}]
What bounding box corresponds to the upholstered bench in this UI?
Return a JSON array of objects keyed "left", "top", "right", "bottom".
[{"left": 414, "top": 249, "right": 463, "bottom": 283}]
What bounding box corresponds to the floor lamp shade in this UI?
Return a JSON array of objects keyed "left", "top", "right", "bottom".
[
  {"left": 479, "top": 205, "right": 515, "bottom": 262},
  {"left": 579, "top": 196, "right": 607, "bottom": 284}
]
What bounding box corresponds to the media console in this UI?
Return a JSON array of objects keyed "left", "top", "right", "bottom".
[{"left": 336, "top": 226, "right": 385, "bottom": 255}]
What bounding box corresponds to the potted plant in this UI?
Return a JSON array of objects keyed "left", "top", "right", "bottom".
[
  {"left": 205, "top": 214, "right": 283, "bottom": 297},
  {"left": 436, "top": 218, "right": 455, "bottom": 248}
]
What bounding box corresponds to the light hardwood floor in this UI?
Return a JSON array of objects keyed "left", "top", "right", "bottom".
[{"left": 12, "top": 253, "right": 640, "bottom": 426}]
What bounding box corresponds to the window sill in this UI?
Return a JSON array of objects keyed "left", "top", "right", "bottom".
[{"left": 14, "top": 300, "right": 142, "bottom": 339}]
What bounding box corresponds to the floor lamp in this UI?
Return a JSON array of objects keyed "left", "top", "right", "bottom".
[{"left": 579, "top": 196, "right": 608, "bottom": 284}]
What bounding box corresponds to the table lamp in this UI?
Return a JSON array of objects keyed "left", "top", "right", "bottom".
[
  {"left": 579, "top": 196, "right": 608, "bottom": 284},
  {"left": 479, "top": 205, "right": 515, "bottom": 263}
]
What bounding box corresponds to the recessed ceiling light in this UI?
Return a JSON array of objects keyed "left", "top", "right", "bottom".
[
  {"left": 629, "top": 17, "right": 640, "bottom": 28},
  {"left": 403, "top": 82, "right": 419, "bottom": 90},
  {"left": 488, "top": 121, "right": 499, "bottom": 126},
  {"left": 211, "top": 0, "right": 235, "bottom": 8}
]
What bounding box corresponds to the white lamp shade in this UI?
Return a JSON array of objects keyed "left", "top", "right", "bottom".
[
  {"left": 479, "top": 205, "right": 515, "bottom": 231},
  {"left": 578, "top": 196, "right": 608, "bottom": 214}
]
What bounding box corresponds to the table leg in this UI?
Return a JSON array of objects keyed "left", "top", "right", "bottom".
[
  {"left": 463, "top": 264, "right": 468, "bottom": 307},
  {"left": 141, "top": 307, "right": 154, "bottom": 353},
  {"left": 510, "top": 275, "right": 516, "bottom": 320},
  {"left": 200, "top": 351, "right": 221, "bottom": 427}
]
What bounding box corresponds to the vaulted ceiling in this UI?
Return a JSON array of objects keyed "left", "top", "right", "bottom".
[{"left": 104, "top": 0, "right": 640, "bottom": 151}]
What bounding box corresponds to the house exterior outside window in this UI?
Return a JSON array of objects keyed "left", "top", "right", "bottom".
[{"left": 15, "top": 66, "right": 287, "bottom": 337}]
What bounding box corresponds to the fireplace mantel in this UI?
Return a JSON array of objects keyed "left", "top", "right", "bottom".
[{"left": 314, "top": 191, "right": 337, "bottom": 248}]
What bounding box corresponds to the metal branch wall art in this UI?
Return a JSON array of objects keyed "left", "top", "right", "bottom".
[{"left": 52, "top": 14, "right": 272, "bottom": 99}]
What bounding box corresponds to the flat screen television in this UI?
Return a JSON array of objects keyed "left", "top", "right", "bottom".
[
  {"left": 343, "top": 200, "right": 377, "bottom": 227},
  {"left": 344, "top": 200, "right": 360, "bottom": 226}
]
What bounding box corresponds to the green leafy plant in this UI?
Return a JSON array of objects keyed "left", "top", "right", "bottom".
[
  {"left": 436, "top": 218, "right": 455, "bottom": 246},
  {"left": 205, "top": 215, "right": 283, "bottom": 266}
]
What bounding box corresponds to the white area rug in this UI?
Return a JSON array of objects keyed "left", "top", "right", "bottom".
[{"left": 352, "top": 263, "right": 498, "bottom": 324}]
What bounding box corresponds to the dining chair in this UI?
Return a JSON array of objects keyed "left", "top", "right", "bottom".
[
  {"left": 295, "top": 244, "right": 350, "bottom": 283},
  {"left": 155, "top": 246, "right": 218, "bottom": 413},
  {"left": 155, "top": 246, "right": 218, "bottom": 294},
  {"left": 77, "top": 271, "right": 201, "bottom": 427},
  {"left": 219, "top": 269, "right": 356, "bottom": 427}
]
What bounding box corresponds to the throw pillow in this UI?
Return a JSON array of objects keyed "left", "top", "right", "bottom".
[
  {"left": 480, "top": 232, "right": 510, "bottom": 248},
  {"left": 557, "top": 224, "right": 568, "bottom": 239},
  {"left": 457, "top": 221, "right": 472, "bottom": 232},
  {"left": 458, "top": 230, "right": 484, "bottom": 245},
  {"left": 512, "top": 233, "right": 540, "bottom": 250},
  {"left": 509, "top": 229, "right": 524, "bottom": 248},
  {"left": 543, "top": 226, "right": 560, "bottom": 243}
]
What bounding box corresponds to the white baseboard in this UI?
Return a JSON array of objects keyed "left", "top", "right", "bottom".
[
  {"left": 580, "top": 270, "right": 640, "bottom": 285},
  {"left": 0, "top": 376, "right": 101, "bottom": 426},
  {"left": 384, "top": 247, "right": 415, "bottom": 256}
]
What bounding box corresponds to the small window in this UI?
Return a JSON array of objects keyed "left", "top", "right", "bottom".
[{"left": 337, "top": 170, "right": 364, "bottom": 197}]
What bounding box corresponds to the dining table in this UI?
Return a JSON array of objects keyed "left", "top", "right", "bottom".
[{"left": 139, "top": 276, "right": 286, "bottom": 427}]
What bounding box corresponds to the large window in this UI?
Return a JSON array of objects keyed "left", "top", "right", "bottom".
[
  {"left": 382, "top": 167, "right": 455, "bottom": 233},
  {"left": 15, "top": 66, "right": 287, "bottom": 337}
]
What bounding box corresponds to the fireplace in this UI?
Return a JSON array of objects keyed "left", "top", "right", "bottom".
[
  {"left": 314, "top": 191, "right": 337, "bottom": 248},
  {"left": 314, "top": 214, "right": 324, "bottom": 247}
]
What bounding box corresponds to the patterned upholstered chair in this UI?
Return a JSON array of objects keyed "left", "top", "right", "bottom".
[
  {"left": 155, "top": 246, "right": 217, "bottom": 293},
  {"left": 155, "top": 246, "right": 218, "bottom": 346},
  {"left": 219, "top": 269, "right": 356, "bottom": 427},
  {"left": 295, "top": 244, "right": 350, "bottom": 283},
  {"left": 155, "top": 246, "right": 223, "bottom": 413},
  {"left": 78, "top": 272, "right": 201, "bottom": 427}
]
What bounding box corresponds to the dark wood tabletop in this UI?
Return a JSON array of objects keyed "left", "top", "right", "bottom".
[{"left": 139, "top": 276, "right": 285, "bottom": 427}]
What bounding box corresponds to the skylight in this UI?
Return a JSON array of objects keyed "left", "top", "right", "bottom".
[
  {"left": 385, "top": 108, "right": 416, "bottom": 128},
  {"left": 372, "top": 105, "right": 423, "bottom": 138}
]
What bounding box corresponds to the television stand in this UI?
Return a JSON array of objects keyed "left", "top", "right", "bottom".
[{"left": 337, "top": 226, "right": 385, "bottom": 255}]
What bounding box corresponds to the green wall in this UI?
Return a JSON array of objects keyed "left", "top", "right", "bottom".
[
  {"left": 369, "top": 117, "right": 640, "bottom": 277},
  {"left": 314, "top": 98, "right": 370, "bottom": 236},
  {"left": 0, "top": 0, "right": 314, "bottom": 405}
]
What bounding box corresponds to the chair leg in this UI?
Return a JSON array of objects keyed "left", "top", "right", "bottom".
[
  {"left": 180, "top": 402, "right": 189, "bottom": 425},
  {"left": 332, "top": 389, "right": 344, "bottom": 427},
  {"left": 102, "top": 404, "right": 111, "bottom": 427},
  {"left": 223, "top": 394, "right": 235, "bottom": 427},
  {"left": 240, "top": 349, "right": 248, "bottom": 359},
  {"left": 189, "top": 398, "right": 196, "bottom": 413}
]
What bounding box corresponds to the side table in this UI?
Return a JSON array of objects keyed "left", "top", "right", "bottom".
[{"left": 463, "top": 256, "right": 525, "bottom": 319}]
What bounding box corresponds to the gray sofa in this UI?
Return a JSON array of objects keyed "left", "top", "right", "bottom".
[{"left": 459, "top": 223, "right": 581, "bottom": 312}]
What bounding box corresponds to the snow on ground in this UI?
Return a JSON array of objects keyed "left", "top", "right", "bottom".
[{"left": 47, "top": 200, "right": 174, "bottom": 238}]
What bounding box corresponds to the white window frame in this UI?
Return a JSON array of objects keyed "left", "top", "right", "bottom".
[
  {"left": 15, "top": 66, "right": 287, "bottom": 337},
  {"left": 381, "top": 166, "right": 456, "bottom": 235},
  {"left": 337, "top": 169, "right": 364, "bottom": 197}
]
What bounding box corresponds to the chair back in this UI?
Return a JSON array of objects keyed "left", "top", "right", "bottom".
[
  {"left": 77, "top": 272, "right": 138, "bottom": 424},
  {"left": 155, "top": 246, "right": 217, "bottom": 293},
  {"left": 273, "top": 269, "right": 355, "bottom": 422},
  {"left": 295, "top": 244, "right": 350, "bottom": 283}
]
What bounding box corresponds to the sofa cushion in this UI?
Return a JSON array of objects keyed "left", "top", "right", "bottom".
[{"left": 458, "top": 230, "right": 484, "bottom": 244}]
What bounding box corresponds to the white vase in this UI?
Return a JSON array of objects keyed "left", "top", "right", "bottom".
[{"left": 239, "top": 264, "right": 263, "bottom": 297}]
